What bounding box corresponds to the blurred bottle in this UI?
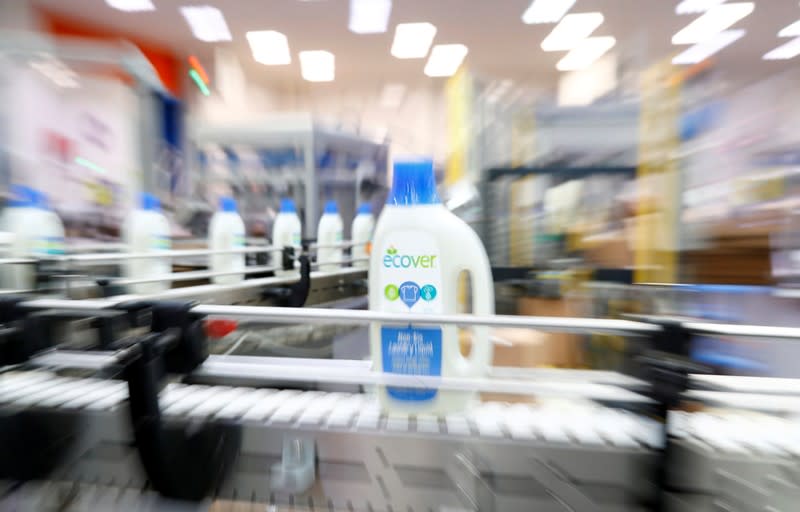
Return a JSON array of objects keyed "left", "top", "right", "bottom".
[
  {"left": 351, "top": 203, "right": 374, "bottom": 269},
  {"left": 209, "top": 197, "right": 246, "bottom": 285},
  {"left": 123, "top": 193, "right": 171, "bottom": 294},
  {"left": 0, "top": 185, "right": 40, "bottom": 289},
  {"left": 34, "top": 191, "right": 65, "bottom": 257},
  {"left": 317, "top": 200, "right": 343, "bottom": 272},
  {"left": 271, "top": 198, "right": 302, "bottom": 277}
]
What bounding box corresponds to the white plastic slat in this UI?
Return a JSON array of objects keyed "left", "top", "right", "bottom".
[
  {"left": 270, "top": 392, "right": 324, "bottom": 424},
  {"left": 86, "top": 388, "right": 129, "bottom": 411},
  {"left": 354, "top": 405, "right": 381, "bottom": 430},
  {"left": 187, "top": 387, "right": 253, "bottom": 418},
  {"left": 241, "top": 390, "right": 300, "bottom": 422},
  {"left": 593, "top": 410, "right": 639, "bottom": 448},
  {"left": 163, "top": 386, "right": 223, "bottom": 416},
  {"left": 10, "top": 378, "right": 79, "bottom": 406},
  {"left": 158, "top": 384, "right": 195, "bottom": 408},
  {"left": 36, "top": 380, "right": 110, "bottom": 407},
  {"left": 214, "top": 389, "right": 275, "bottom": 419},
  {"left": 0, "top": 372, "right": 53, "bottom": 390},
  {"left": 1, "top": 376, "right": 69, "bottom": 403},
  {"left": 502, "top": 405, "right": 537, "bottom": 440},
  {"left": 445, "top": 415, "right": 472, "bottom": 436},
  {"left": 386, "top": 414, "right": 409, "bottom": 432},
  {"left": 415, "top": 414, "right": 442, "bottom": 434},
  {"left": 532, "top": 411, "right": 570, "bottom": 443},
  {"left": 297, "top": 393, "right": 348, "bottom": 426},
  {"left": 61, "top": 382, "right": 127, "bottom": 410}
]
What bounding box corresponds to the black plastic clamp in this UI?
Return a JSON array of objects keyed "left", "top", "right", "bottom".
[{"left": 262, "top": 254, "right": 311, "bottom": 307}]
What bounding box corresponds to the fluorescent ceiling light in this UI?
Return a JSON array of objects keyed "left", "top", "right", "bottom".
[
  {"left": 672, "top": 2, "right": 754, "bottom": 45},
  {"left": 180, "top": 5, "right": 232, "bottom": 42},
  {"left": 675, "top": 0, "right": 726, "bottom": 15},
  {"left": 106, "top": 0, "right": 155, "bottom": 11},
  {"left": 299, "top": 50, "right": 335, "bottom": 82},
  {"left": 556, "top": 36, "right": 616, "bottom": 71},
  {"left": 521, "top": 0, "right": 575, "bottom": 24},
  {"left": 424, "top": 44, "right": 469, "bottom": 77},
  {"left": 763, "top": 36, "right": 800, "bottom": 60},
  {"left": 541, "top": 12, "right": 604, "bottom": 52},
  {"left": 246, "top": 31, "right": 291, "bottom": 65},
  {"left": 349, "top": 0, "right": 392, "bottom": 34},
  {"left": 380, "top": 83, "right": 406, "bottom": 108},
  {"left": 672, "top": 29, "right": 745, "bottom": 64},
  {"left": 391, "top": 22, "right": 437, "bottom": 59},
  {"left": 779, "top": 20, "right": 800, "bottom": 37}
]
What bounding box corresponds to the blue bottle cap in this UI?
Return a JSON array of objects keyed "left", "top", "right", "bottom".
[
  {"left": 34, "top": 190, "right": 51, "bottom": 210},
  {"left": 324, "top": 200, "right": 338, "bottom": 214},
  {"left": 219, "top": 196, "right": 237, "bottom": 212},
  {"left": 387, "top": 158, "right": 440, "bottom": 206},
  {"left": 279, "top": 198, "right": 297, "bottom": 213},
  {"left": 8, "top": 185, "right": 35, "bottom": 207},
  {"left": 140, "top": 192, "right": 160, "bottom": 211},
  {"left": 357, "top": 203, "right": 372, "bottom": 215}
]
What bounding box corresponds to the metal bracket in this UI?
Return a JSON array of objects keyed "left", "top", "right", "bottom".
[{"left": 261, "top": 255, "right": 311, "bottom": 308}]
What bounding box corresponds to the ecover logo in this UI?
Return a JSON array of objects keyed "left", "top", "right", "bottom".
[{"left": 383, "top": 246, "right": 437, "bottom": 269}]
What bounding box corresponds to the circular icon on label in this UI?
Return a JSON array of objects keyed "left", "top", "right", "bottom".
[
  {"left": 421, "top": 284, "right": 437, "bottom": 301},
  {"left": 384, "top": 284, "right": 399, "bottom": 301}
]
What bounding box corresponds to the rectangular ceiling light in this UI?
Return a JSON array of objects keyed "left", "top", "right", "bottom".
[
  {"left": 180, "top": 5, "right": 232, "bottom": 42},
  {"left": 424, "top": 44, "right": 469, "bottom": 77},
  {"left": 246, "top": 31, "right": 291, "bottom": 65},
  {"left": 763, "top": 36, "right": 800, "bottom": 60},
  {"left": 675, "top": 0, "right": 726, "bottom": 15},
  {"left": 299, "top": 50, "right": 335, "bottom": 82},
  {"left": 672, "top": 2, "right": 754, "bottom": 45},
  {"left": 521, "top": 0, "right": 575, "bottom": 24},
  {"left": 556, "top": 36, "right": 616, "bottom": 71},
  {"left": 391, "top": 22, "right": 437, "bottom": 59},
  {"left": 779, "top": 19, "right": 800, "bottom": 37},
  {"left": 672, "top": 29, "right": 745, "bottom": 64},
  {"left": 349, "top": 0, "right": 392, "bottom": 34},
  {"left": 541, "top": 12, "right": 604, "bottom": 52},
  {"left": 106, "top": 0, "right": 155, "bottom": 11}
]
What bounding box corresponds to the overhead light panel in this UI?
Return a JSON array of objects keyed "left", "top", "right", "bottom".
[
  {"left": 106, "top": 0, "right": 155, "bottom": 11},
  {"left": 675, "top": 0, "right": 726, "bottom": 15},
  {"left": 779, "top": 20, "right": 800, "bottom": 38},
  {"left": 299, "top": 50, "right": 335, "bottom": 82},
  {"left": 391, "top": 22, "right": 437, "bottom": 59},
  {"left": 763, "top": 36, "right": 800, "bottom": 60},
  {"left": 521, "top": 0, "right": 575, "bottom": 24},
  {"left": 246, "top": 31, "right": 291, "bottom": 65},
  {"left": 556, "top": 36, "right": 616, "bottom": 71},
  {"left": 180, "top": 5, "right": 232, "bottom": 42},
  {"left": 349, "top": 0, "right": 392, "bottom": 34},
  {"left": 541, "top": 12, "right": 604, "bottom": 52},
  {"left": 424, "top": 44, "right": 468, "bottom": 77},
  {"left": 672, "top": 2, "right": 754, "bottom": 45},
  {"left": 672, "top": 29, "right": 745, "bottom": 64}
]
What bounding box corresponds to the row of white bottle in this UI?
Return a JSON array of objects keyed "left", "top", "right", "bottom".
[{"left": 0, "top": 186, "right": 65, "bottom": 290}]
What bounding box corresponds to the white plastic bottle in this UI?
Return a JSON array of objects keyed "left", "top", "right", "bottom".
[
  {"left": 123, "top": 193, "right": 172, "bottom": 294},
  {"left": 369, "top": 159, "right": 495, "bottom": 414},
  {"left": 271, "top": 198, "right": 302, "bottom": 277},
  {"left": 316, "top": 200, "right": 343, "bottom": 272},
  {"left": 209, "top": 196, "right": 246, "bottom": 285},
  {"left": 0, "top": 186, "right": 40, "bottom": 289},
  {"left": 351, "top": 203, "right": 374, "bottom": 269},
  {"left": 34, "top": 191, "right": 65, "bottom": 257}
]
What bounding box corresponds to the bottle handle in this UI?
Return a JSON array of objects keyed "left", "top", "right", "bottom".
[{"left": 453, "top": 257, "right": 494, "bottom": 377}]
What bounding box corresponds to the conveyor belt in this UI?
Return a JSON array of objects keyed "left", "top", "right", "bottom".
[{"left": 0, "top": 370, "right": 661, "bottom": 511}]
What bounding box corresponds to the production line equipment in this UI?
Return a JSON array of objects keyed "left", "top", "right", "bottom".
[{"left": 4, "top": 297, "right": 800, "bottom": 511}]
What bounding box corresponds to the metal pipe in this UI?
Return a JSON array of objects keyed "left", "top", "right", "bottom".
[
  {"left": 62, "top": 245, "right": 279, "bottom": 263},
  {"left": 192, "top": 304, "right": 660, "bottom": 335},
  {"left": 309, "top": 241, "right": 368, "bottom": 250},
  {"left": 683, "top": 322, "right": 800, "bottom": 340},
  {"left": 110, "top": 264, "right": 281, "bottom": 286}
]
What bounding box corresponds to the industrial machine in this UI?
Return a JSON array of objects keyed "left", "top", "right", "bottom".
[{"left": 2, "top": 244, "right": 800, "bottom": 511}]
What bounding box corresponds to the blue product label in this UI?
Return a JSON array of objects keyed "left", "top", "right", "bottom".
[{"left": 381, "top": 325, "right": 442, "bottom": 402}]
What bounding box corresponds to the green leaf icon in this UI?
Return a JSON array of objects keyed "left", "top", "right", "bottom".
[
  {"left": 384, "top": 284, "right": 399, "bottom": 301},
  {"left": 387, "top": 246, "right": 398, "bottom": 255}
]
